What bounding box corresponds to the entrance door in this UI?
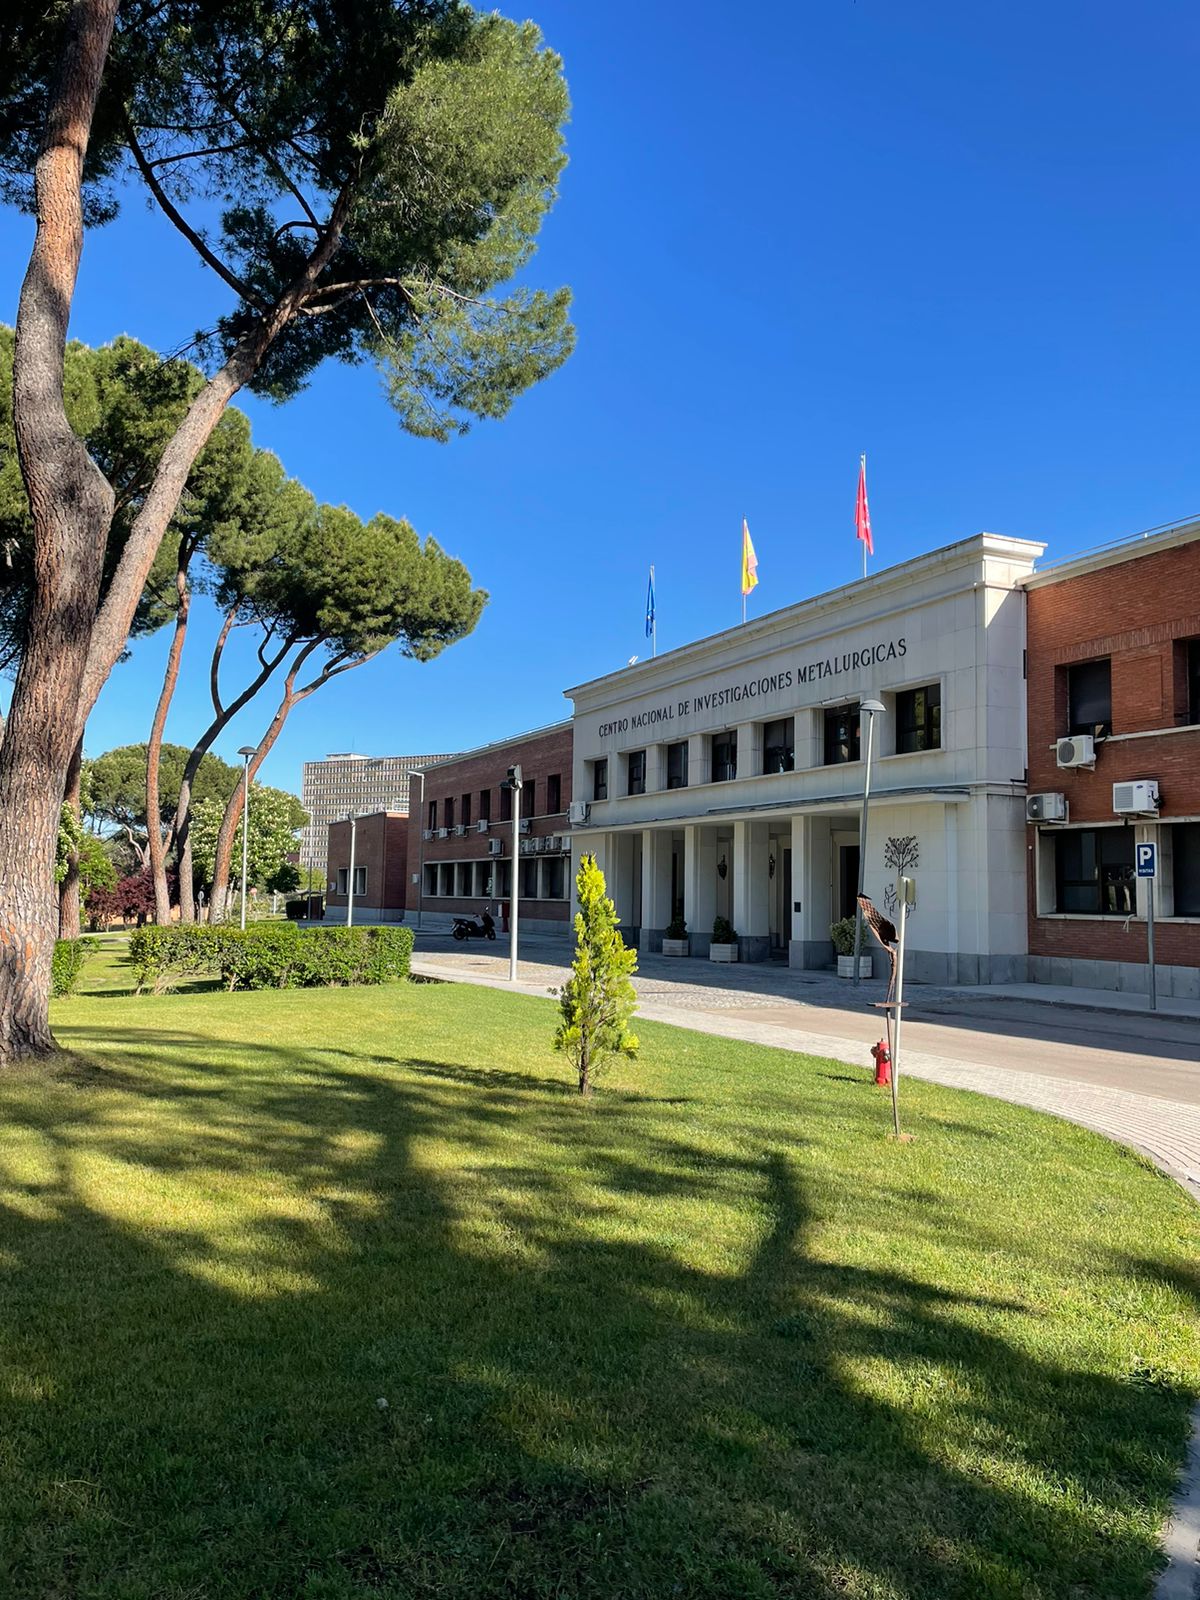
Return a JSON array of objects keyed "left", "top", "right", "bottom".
[{"left": 839, "top": 844, "right": 860, "bottom": 921}]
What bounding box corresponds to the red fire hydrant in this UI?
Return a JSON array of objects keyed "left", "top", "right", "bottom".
[{"left": 870, "top": 1039, "right": 891, "bottom": 1087}]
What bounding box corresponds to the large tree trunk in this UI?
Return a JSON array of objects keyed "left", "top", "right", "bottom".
[
  {"left": 0, "top": 0, "right": 119, "bottom": 1063},
  {"left": 147, "top": 539, "right": 192, "bottom": 924},
  {"left": 58, "top": 733, "right": 85, "bottom": 940}
]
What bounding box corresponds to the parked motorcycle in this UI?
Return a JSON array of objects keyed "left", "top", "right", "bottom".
[{"left": 451, "top": 906, "right": 497, "bottom": 941}]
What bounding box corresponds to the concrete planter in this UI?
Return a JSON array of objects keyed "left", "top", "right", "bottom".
[
  {"left": 661, "top": 938, "right": 689, "bottom": 958},
  {"left": 710, "top": 943, "right": 739, "bottom": 964},
  {"left": 837, "top": 954, "right": 872, "bottom": 978}
]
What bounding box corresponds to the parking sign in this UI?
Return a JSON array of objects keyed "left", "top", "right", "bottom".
[{"left": 1136, "top": 842, "right": 1157, "bottom": 878}]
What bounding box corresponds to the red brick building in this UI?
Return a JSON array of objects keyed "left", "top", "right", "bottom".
[
  {"left": 326, "top": 812, "right": 410, "bottom": 922},
  {"left": 406, "top": 722, "right": 574, "bottom": 932},
  {"left": 1024, "top": 522, "right": 1200, "bottom": 997}
]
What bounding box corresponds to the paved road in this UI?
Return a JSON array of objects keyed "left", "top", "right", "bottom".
[{"left": 410, "top": 932, "right": 1200, "bottom": 1199}]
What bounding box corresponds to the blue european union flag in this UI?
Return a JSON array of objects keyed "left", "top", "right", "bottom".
[{"left": 645, "top": 567, "right": 655, "bottom": 638}]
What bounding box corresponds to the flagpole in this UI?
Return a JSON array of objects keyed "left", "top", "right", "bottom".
[
  {"left": 861, "top": 454, "right": 867, "bottom": 579},
  {"left": 651, "top": 564, "right": 657, "bottom": 657}
]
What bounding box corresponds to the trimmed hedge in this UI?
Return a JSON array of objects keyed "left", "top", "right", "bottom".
[
  {"left": 128, "top": 923, "right": 413, "bottom": 994},
  {"left": 51, "top": 937, "right": 93, "bottom": 998}
]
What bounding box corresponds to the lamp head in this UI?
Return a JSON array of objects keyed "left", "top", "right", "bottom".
[{"left": 860, "top": 699, "right": 885, "bottom": 716}]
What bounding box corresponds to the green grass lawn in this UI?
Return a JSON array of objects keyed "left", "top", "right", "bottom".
[{"left": 0, "top": 949, "right": 1197, "bottom": 1599}]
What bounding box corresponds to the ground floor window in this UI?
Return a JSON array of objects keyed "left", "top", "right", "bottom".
[
  {"left": 543, "top": 856, "right": 566, "bottom": 900},
  {"left": 1053, "top": 826, "right": 1134, "bottom": 914},
  {"left": 1173, "top": 822, "right": 1200, "bottom": 916}
]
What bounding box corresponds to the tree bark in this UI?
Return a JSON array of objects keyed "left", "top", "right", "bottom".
[
  {"left": 147, "top": 536, "right": 193, "bottom": 924},
  {"left": 57, "top": 733, "right": 85, "bottom": 940},
  {"left": 0, "top": 0, "right": 119, "bottom": 1063}
]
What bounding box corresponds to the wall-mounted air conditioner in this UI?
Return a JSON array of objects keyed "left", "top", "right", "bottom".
[
  {"left": 476, "top": 819, "right": 489, "bottom": 833},
  {"left": 567, "top": 800, "right": 590, "bottom": 825},
  {"left": 436, "top": 827, "right": 449, "bottom": 839},
  {"left": 453, "top": 824, "right": 466, "bottom": 837},
  {"left": 1113, "top": 779, "right": 1160, "bottom": 816},
  {"left": 1056, "top": 734, "right": 1095, "bottom": 770},
  {"left": 487, "top": 838, "right": 503, "bottom": 856},
  {"left": 518, "top": 817, "right": 531, "bottom": 834},
  {"left": 422, "top": 828, "right": 434, "bottom": 841},
  {"left": 1026, "top": 792, "right": 1067, "bottom": 824},
  {"left": 559, "top": 835, "right": 571, "bottom": 853}
]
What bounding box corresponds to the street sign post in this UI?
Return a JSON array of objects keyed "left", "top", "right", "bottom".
[{"left": 1135, "top": 843, "right": 1157, "bottom": 1011}]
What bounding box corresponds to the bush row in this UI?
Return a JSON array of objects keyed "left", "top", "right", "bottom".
[
  {"left": 128, "top": 923, "right": 413, "bottom": 994},
  {"left": 51, "top": 937, "right": 93, "bottom": 998}
]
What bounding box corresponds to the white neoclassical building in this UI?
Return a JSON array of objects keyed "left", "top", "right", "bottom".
[{"left": 565, "top": 534, "right": 1043, "bottom": 983}]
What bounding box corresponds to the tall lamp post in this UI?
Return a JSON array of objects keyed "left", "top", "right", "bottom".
[
  {"left": 238, "top": 745, "right": 256, "bottom": 929},
  {"left": 411, "top": 770, "right": 425, "bottom": 931},
  {"left": 346, "top": 813, "right": 359, "bottom": 927},
  {"left": 505, "top": 764, "right": 522, "bottom": 982},
  {"left": 852, "top": 700, "right": 886, "bottom": 988}
]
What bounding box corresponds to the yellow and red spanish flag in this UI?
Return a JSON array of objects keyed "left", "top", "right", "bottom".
[{"left": 741, "top": 518, "right": 759, "bottom": 597}]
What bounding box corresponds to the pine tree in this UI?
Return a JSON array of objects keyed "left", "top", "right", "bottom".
[{"left": 554, "top": 855, "right": 639, "bottom": 1097}]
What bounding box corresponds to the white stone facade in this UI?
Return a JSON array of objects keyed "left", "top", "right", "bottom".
[{"left": 564, "top": 534, "right": 1043, "bottom": 981}]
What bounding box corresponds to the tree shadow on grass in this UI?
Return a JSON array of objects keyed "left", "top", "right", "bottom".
[{"left": 0, "top": 1015, "right": 1193, "bottom": 1598}]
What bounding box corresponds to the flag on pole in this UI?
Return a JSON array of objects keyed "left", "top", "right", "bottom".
[
  {"left": 741, "top": 519, "right": 759, "bottom": 597},
  {"left": 645, "top": 566, "right": 655, "bottom": 639},
  {"left": 855, "top": 456, "right": 873, "bottom": 558}
]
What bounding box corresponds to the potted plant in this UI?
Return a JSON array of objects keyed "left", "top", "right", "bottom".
[
  {"left": 710, "top": 915, "right": 739, "bottom": 963},
  {"left": 830, "top": 915, "right": 871, "bottom": 978},
  {"left": 662, "top": 914, "right": 689, "bottom": 957}
]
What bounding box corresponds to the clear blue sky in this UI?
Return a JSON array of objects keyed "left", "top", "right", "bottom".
[{"left": 2, "top": 0, "right": 1198, "bottom": 797}]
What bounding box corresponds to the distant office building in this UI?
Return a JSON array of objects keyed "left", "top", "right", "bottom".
[{"left": 301, "top": 752, "right": 453, "bottom": 875}]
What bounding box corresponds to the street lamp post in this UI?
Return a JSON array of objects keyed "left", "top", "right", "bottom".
[
  {"left": 411, "top": 771, "right": 425, "bottom": 932},
  {"left": 346, "top": 813, "right": 358, "bottom": 927},
  {"left": 852, "top": 700, "right": 886, "bottom": 988},
  {"left": 506, "top": 764, "right": 522, "bottom": 982},
  {"left": 238, "top": 746, "right": 256, "bottom": 929}
]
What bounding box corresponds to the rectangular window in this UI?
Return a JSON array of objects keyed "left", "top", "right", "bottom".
[
  {"left": 543, "top": 856, "right": 566, "bottom": 900},
  {"left": 823, "top": 704, "right": 860, "bottom": 765},
  {"left": 461, "top": 793, "right": 471, "bottom": 827},
  {"left": 427, "top": 799, "right": 436, "bottom": 831},
  {"left": 353, "top": 866, "right": 366, "bottom": 896},
  {"left": 424, "top": 863, "right": 437, "bottom": 897},
  {"left": 496, "top": 860, "right": 512, "bottom": 898},
  {"left": 444, "top": 796, "right": 455, "bottom": 830},
  {"left": 1174, "top": 823, "right": 1200, "bottom": 916},
  {"left": 546, "top": 773, "right": 562, "bottom": 813},
  {"left": 499, "top": 784, "right": 512, "bottom": 823},
  {"left": 336, "top": 868, "right": 348, "bottom": 894},
  {"left": 439, "top": 863, "right": 454, "bottom": 897},
  {"left": 521, "top": 779, "right": 536, "bottom": 818},
  {"left": 762, "top": 718, "right": 795, "bottom": 774},
  {"left": 627, "top": 749, "right": 646, "bottom": 796},
  {"left": 712, "top": 730, "right": 737, "bottom": 782},
  {"left": 593, "top": 759, "right": 608, "bottom": 802},
  {"left": 896, "top": 685, "right": 942, "bottom": 753},
  {"left": 1053, "top": 826, "right": 1134, "bottom": 914},
  {"left": 1067, "top": 657, "right": 1112, "bottom": 737},
  {"left": 479, "top": 788, "right": 492, "bottom": 822},
  {"left": 1188, "top": 639, "right": 1200, "bottom": 725},
  {"left": 521, "top": 859, "right": 539, "bottom": 899},
  {"left": 666, "top": 740, "right": 689, "bottom": 789}
]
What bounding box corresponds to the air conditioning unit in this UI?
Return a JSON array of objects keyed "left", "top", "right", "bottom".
[
  {"left": 1113, "top": 779, "right": 1160, "bottom": 816},
  {"left": 567, "top": 800, "right": 590, "bottom": 825},
  {"left": 422, "top": 828, "right": 434, "bottom": 841},
  {"left": 1056, "top": 734, "right": 1095, "bottom": 770},
  {"left": 535, "top": 836, "right": 548, "bottom": 852},
  {"left": 559, "top": 835, "right": 571, "bottom": 853},
  {"left": 1026, "top": 792, "right": 1067, "bottom": 824},
  {"left": 518, "top": 817, "right": 531, "bottom": 834},
  {"left": 476, "top": 819, "right": 489, "bottom": 833},
  {"left": 519, "top": 838, "right": 535, "bottom": 856},
  {"left": 453, "top": 824, "right": 466, "bottom": 837},
  {"left": 487, "top": 838, "right": 503, "bottom": 856},
  {"left": 436, "top": 827, "right": 449, "bottom": 839}
]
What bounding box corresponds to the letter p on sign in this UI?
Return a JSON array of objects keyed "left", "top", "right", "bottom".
[{"left": 1136, "top": 843, "right": 1157, "bottom": 878}]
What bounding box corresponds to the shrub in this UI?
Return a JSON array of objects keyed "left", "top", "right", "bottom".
[
  {"left": 554, "top": 855, "right": 638, "bottom": 1096},
  {"left": 128, "top": 924, "right": 241, "bottom": 993},
  {"left": 219, "top": 925, "right": 303, "bottom": 991},
  {"left": 665, "top": 914, "right": 687, "bottom": 940},
  {"left": 712, "top": 916, "right": 737, "bottom": 946},
  {"left": 51, "top": 937, "right": 92, "bottom": 998},
  {"left": 127, "top": 922, "right": 413, "bottom": 994},
  {"left": 829, "top": 917, "right": 857, "bottom": 957}
]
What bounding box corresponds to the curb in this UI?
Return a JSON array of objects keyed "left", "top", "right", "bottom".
[{"left": 1158, "top": 1408, "right": 1200, "bottom": 1600}]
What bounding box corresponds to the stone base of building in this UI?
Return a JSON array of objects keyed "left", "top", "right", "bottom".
[{"left": 1028, "top": 953, "right": 1200, "bottom": 999}]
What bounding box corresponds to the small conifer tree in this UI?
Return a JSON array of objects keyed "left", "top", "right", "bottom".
[{"left": 555, "top": 854, "right": 639, "bottom": 1096}]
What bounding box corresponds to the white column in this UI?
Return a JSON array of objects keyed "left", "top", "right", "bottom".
[
  {"left": 732, "top": 818, "right": 771, "bottom": 957},
  {"left": 684, "top": 824, "right": 717, "bottom": 948},
  {"left": 789, "top": 814, "right": 806, "bottom": 957},
  {"left": 641, "top": 828, "right": 673, "bottom": 937}
]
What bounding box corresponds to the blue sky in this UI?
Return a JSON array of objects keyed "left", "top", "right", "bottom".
[{"left": 2, "top": 0, "right": 1198, "bottom": 797}]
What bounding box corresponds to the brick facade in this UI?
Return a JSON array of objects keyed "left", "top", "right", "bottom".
[
  {"left": 406, "top": 723, "right": 574, "bottom": 930},
  {"left": 325, "top": 813, "right": 410, "bottom": 922},
  {"left": 1024, "top": 528, "right": 1200, "bottom": 985}
]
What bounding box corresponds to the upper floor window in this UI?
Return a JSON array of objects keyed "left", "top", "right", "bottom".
[
  {"left": 1186, "top": 639, "right": 1200, "bottom": 725},
  {"left": 627, "top": 750, "right": 646, "bottom": 796},
  {"left": 823, "top": 704, "right": 860, "bottom": 765},
  {"left": 712, "top": 730, "right": 737, "bottom": 782},
  {"left": 1174, "top": 822, "right": 1200, "bottom": 916},
  {"left": 521, "top": 779, "right": 536, "bottom": 818},
  {"left": 1053, "top": 826, "right": 1133, "bottom": 915},
  {"left": 896, "top": 685, "right": 941, "bottom": 753},
  {"left": 666, "top": 740, "right": 689, "bottom": 789},
  {"left": 427, "top": 799, "right": 436, "bottom": 831},
  {"left": 479, "top": 787, "right": 491, "bottom": 822},
  {"left": 763, "top": 718, "right": 795, "bottom": 774},
  {"left": 593, "top": 759, "right": 609, "bottom": 802},
  {"left": 546, "top": 773, "right": 562, "bottom": 813},
  {"left": 461, "top": 793, "right": 471, "bottom": 827},
  {"left": 1067, "top": 657, "right": 1111, "bottom": 737},
  {"left": 499, "top": 783, "right": 512, "bottom": 823},
  {"left": 444, "top": 796, "right": 454, "bottom": 830}
]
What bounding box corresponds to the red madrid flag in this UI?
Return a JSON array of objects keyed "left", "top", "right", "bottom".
[{"left": 855, "top": 455, "right": 873, "bottom": 557}]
